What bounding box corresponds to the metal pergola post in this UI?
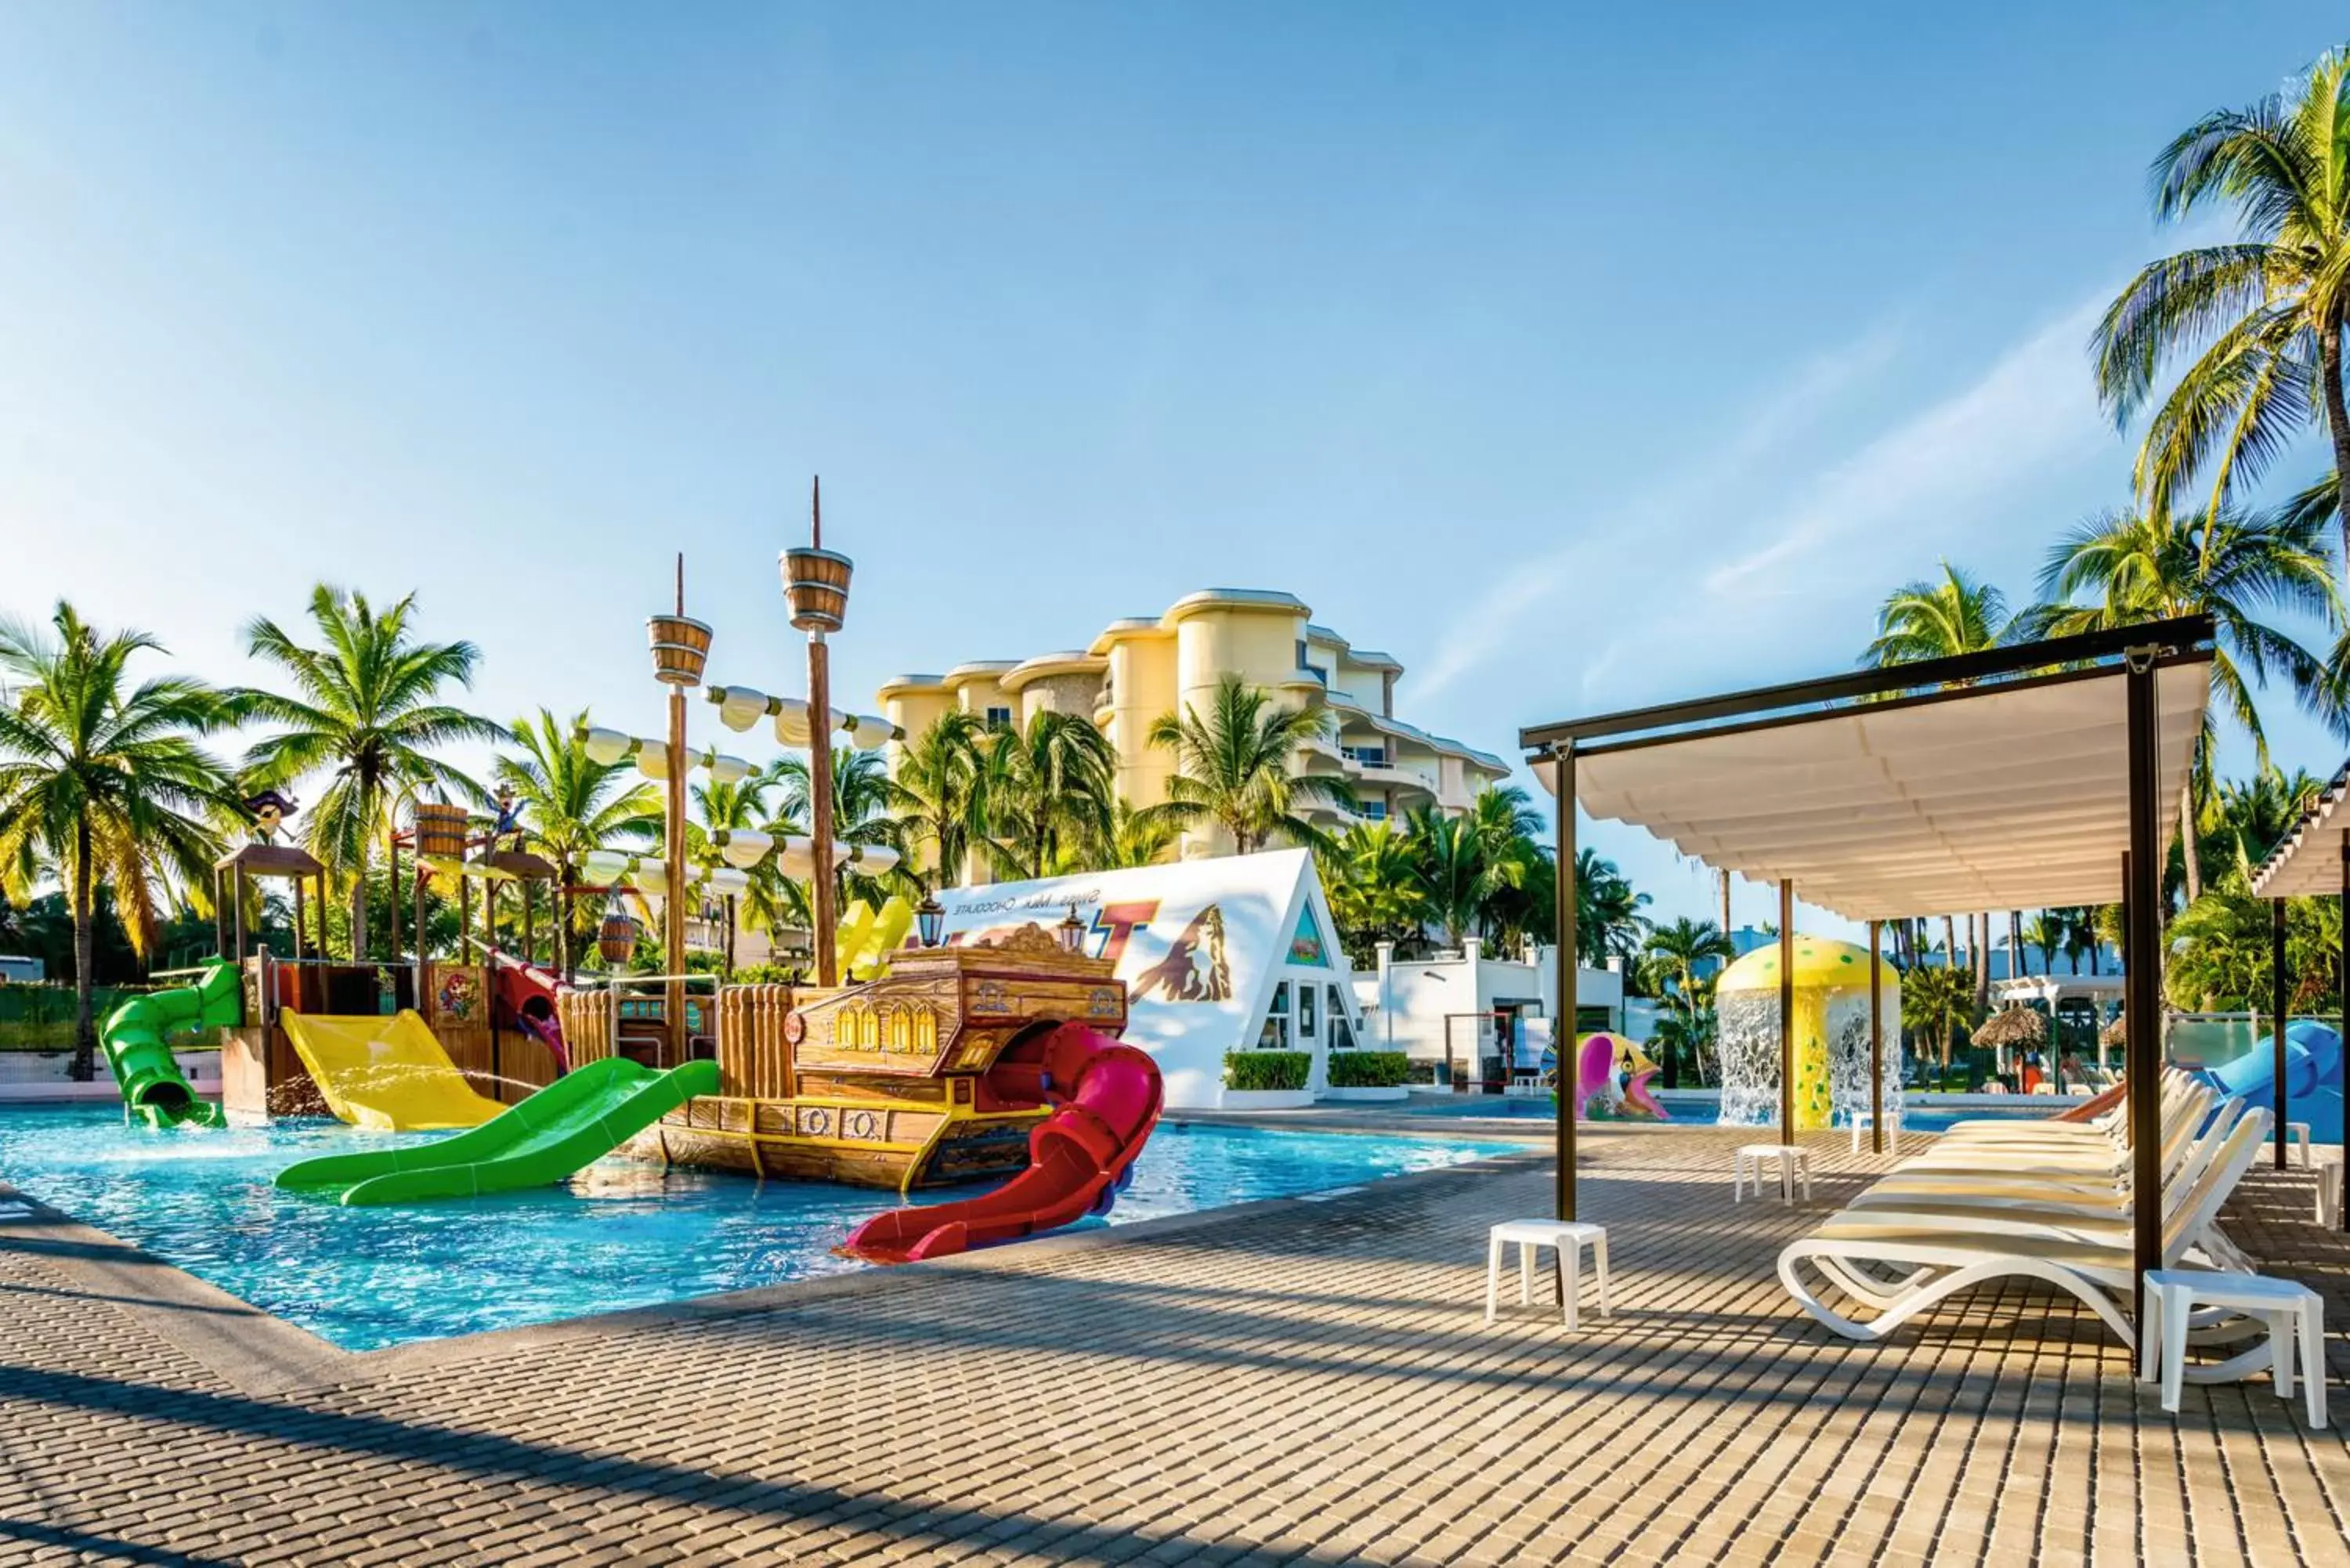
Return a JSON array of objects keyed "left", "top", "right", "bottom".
[
  {"left": 1553, "top": 742, "right": 1578, "bottom": 1223},
  {"left": 1867, "top": 918, "right": 1884, "bottom": 1156},
  {"left": 1778, "top": 879, "right": 1795, "bottom": 1146},
  {"left": 2123, "top": 652, "right": 2164, "bottom": 1319},
  {"left": 2272, "top": 894, "right": 2289, "bottom": 1172}
]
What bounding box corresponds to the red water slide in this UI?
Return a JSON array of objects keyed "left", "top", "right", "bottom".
[
  {"left": 844, "top": 1021, "right": 1163, "bottom": 1263},
  {"left": 486, "top": 948, "right": 569, "bottom": 1072}
]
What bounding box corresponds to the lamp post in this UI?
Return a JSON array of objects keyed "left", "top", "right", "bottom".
[
  {"left": 782, "top": 477, "right": 852, "bottom": 987},
  {"left": 1058, "top": 904, "right": 1086, "bottom": 955},
  {"left": 916, "top": 894, "right": 945, "bottom": 949}
]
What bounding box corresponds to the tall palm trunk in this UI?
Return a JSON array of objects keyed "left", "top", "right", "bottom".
[
  {"left": 558, "top": 862, "right": 576, "bottom": 984},
  {"left": 1942, "top": 915, "right": 1957, "bottom": 973},
  {"left": 349, "top": 768, "right": 375, "bottom": 962},
  {"left": 70, "top": 816, "right": 97, "bottom": 1082},
  {"left": 2178, "top": 776, "right": 2203, "bottom": 905},
  {"left": 1972, "top": 913, "right": 1990, "bottom": 1013},
  {"left": 1718, "top": 869, "right": 1730, "bottom": 935},
  {"left": 2008, "top": 910, "right": 2023, "bottom": 981},
  {"left": 2321, "top": 323, "right": 2350, "bottom": 573}
]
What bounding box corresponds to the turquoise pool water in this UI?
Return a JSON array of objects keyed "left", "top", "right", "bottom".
[
  {"left": 0, "top": 1107, "right": 1508, "bottom": 1352},
  {"left": 1394, "top": 1098, "right": 2063, "bottom": 1134}
]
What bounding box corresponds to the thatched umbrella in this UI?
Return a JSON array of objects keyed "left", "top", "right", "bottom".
[
  {"left": 2099, "top": 1013, "right": 2127, "bottom": 1048},
  {"left": 1972, "top": 1006, "right": 2048, "bottom": 1049}
]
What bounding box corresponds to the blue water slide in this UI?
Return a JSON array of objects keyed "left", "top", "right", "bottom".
[{"left": 2200, "top": 1020, "right": 2343, "bottom": 1143}]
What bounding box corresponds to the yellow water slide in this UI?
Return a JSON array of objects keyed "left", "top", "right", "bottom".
[{"left": 277, "top": 1010, "right": 506, "bottom": 1132}]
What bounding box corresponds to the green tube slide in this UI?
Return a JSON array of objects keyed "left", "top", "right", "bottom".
[
  {"left": 274, "top": 1056, "right": 720, "bottom": 1205},
  {"left": 99, "top": 959, "right": 239, "bottom": 1129}
]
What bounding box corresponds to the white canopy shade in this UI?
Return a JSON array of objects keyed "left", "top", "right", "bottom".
[
  {"left": 2247, "top": 765, "right": 2350, "bottom": 898},
  {"left": 1535, "top": 661, "right": 2211, "bottom": 922}
]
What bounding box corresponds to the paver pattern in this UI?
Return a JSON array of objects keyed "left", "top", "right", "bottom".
[{"left": 0, "top": 1125, "right": 2345, "bottom": 1566}]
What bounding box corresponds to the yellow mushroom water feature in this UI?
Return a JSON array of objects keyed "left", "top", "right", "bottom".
[{"left": 1714, "top": 936, "right": 1902, "bottom": 1131}]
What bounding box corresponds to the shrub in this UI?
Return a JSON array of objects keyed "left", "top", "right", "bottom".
[
  {"left": 1223, "top": 1050, "right": 1311, "bottom": 1091},
  {"left": 1325, "top": 1050, "right": 1412, "bottom": 1088}
]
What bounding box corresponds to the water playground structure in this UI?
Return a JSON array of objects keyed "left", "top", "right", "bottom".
[
  {"left": 94, "top": 487, "right": 1165, "bottom": 1261},
  {"left": 1714, "top": 936, "right": 1903, "bottom": 1132}
]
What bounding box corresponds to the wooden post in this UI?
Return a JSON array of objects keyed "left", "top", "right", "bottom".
[
  {"left": 2124, "top": 652, "right": 2164, "bottom": 1317},
  {"left": 215, "top": 868, "right": 229, "bottom": 959},
  {"left": 292, "top": 875, "right": 306, "bottom": 962},
  {"left": 667, "top": 682, "right": 689, "bottom": 1065},
  {"left": 2272, "top": 894, "right": 2290, "bottom": 1172},
  {"left": 807, "top": 641, "right": 837, "bottom": 987},
  {"left": 231, "top": 867, "right": 246, "bottom": 963},
  {"left": 1553, "top": 743, "right": 1577, "bottom": 1222},
  {"left": 1867, "top": 918, "right": 1884, "bottom": 1155},
  {"left": 1778, "top": 879, "right": 1795, "bottom": 1146}
]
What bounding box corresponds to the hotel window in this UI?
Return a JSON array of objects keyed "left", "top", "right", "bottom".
[
  {"left": 984, "top": 705, "right": 1012, "bottom": 732},
  {"left": 1298, "top": 979, "right": 1318, "bottom": 1038},
  {"left": 1359, "top": 800, "right": 1387, "bottom": 821}
]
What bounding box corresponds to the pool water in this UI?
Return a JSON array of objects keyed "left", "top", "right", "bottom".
[
  {"left": 0, "top": 1107, "right": 1508, "bottom": 1351},
  {"left": 1396, "top": 1097, "right": 2062, "bottom": 1135}
]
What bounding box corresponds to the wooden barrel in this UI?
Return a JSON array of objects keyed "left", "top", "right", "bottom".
[
  {"left": 598, "top": 911, "right": 642, "bottom": 965},
  {"left": 647, "top": 614, "right": 713, "bottom": 686},
  {"left": 781, "top": 547, "right": 852, "bottom": 632},
  {"left": 413, "top": 802, "right": 469, "bottom": 859}
]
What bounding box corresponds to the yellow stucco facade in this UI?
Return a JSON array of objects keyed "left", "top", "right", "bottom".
[{"left": 877, "top": 588, "right": 1509, "bottom": 863}]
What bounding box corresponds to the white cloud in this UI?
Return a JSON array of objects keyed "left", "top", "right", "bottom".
[
  {"left": 1412, "top": 320, "right": 1905, "bottom": 702},
  {"left": 1703, "top": 297, "right": 2108, "bottom": 598}
]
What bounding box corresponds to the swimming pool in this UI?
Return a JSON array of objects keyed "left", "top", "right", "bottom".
[
  {"left": 0, "top": 1107, "right": 1509, "bottom": 1351},
  {"left": 1394, "top": 1097, "right": 2064, "bottom": 1135}
]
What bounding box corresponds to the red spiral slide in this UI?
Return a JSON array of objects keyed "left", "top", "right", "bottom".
[{"left": 844, "top": 1021, "right": 1163, "bottom": 1263}]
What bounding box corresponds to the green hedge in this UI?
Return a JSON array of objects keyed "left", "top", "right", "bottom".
[
  {"left": 1223, "top": 1050, "right": 1311, "bottom": 1091},
  {"left": 1325, "top": 1050, "right": 1412, "bottom": 1089}
]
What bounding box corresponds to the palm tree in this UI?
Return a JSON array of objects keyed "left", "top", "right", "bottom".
[
  {"left": 773, "top": 747, "right": 915, "bottom": 909},
  {"left": 2034, "top": 504, "right": 2341, "bottom": 900},
  {"left": 494, "top": 710, "right": 660, "bottom": 980},
  {"left": 1642, "top": 917, "right": 1734, "bottom": 1011},
  {"left": 1079, "top": 799, "right": 1181, "bottom": 873},
  {"left": 1408, "top": 810, "right": 1492, "bottom": 951},
  {"left": 982, "top": 710, "right": 1116, "bottom": 880},
  {"left": 2091, "top": 48, "right": 2350, "bottom": 564},
  {"left": 1863, "top": 562, "right": 2018, "bottom": 672},
  {"left": 1320, "top": 820, "right": 1428, "bottom": 964},
  {"left": 1146, "top": 677, "right": 1355, "bottom": 854},
  {"left": 0, "top": 604, "right": 242, "bottom": 1078},
  {"left": 1574, "top": 847, "right": 1651, "bottom": 968},
  {"left": 893, "top": 711, "right": 992, "bottom": 892},
  {"left": 239, "top": 587, "right": 504, "bottom": 959},
  {"left": 2019, "top": 913, "right": 2065, "bottom": 976}
]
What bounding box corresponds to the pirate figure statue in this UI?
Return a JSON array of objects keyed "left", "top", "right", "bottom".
[{"left": 242, "top": 789, "right": 299, "bottom": 845}]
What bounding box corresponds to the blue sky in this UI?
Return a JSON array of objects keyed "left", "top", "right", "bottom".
[{"left": 2, "top": 4, "right": 2341, "bottom": 934}]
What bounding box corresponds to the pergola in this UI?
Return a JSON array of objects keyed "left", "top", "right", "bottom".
[
  {"left": 1523, "top": 616, "right": 2214, "bottom": 1312},
  {"left": 2244, "top": 760, "right": 2350, "bottom": 1228}
]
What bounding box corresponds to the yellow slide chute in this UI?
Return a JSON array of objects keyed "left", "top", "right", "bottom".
[
  {"left": 837, "top": 896, "right": 915, "bottom": 981},
  {"left": 277, "top": 1011, "right": 506, "bottom": 1132}
]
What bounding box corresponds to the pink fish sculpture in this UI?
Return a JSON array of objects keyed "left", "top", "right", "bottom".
[{"left": 1576, "top": 1031, "right": 1668, "bottom": 1121}]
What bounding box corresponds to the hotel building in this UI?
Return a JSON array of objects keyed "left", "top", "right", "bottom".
[{"left": 877, "top": 588, "right": 1509, "bottom": 860}]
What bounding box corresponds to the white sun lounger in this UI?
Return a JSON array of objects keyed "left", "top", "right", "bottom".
[{"left": 1776, "top": 1107, "right": 2271, "bottom": 1349}]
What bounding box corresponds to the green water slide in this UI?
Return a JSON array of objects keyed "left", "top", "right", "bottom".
[
  {"left": 274, "top": 1056, "right": 719, "bottom": 1205},
  {"left": 99, "top": 959, "right": 239, "bottom": 1128}
]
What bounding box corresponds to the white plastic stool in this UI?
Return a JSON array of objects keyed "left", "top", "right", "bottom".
[
  {"left": 2139, "top": 1270, "right": 2326, "bottom": 1427},
  {"left": 2317, "top": 1151, "right": 2345, "bottom": 1227},
  {"left": 1484, "top": 1219, "right": 1610, "bottom": 1330},
  {"left": 1734, "top": 1143, "right": 1812, "bottom": 1203},
  {"left": 2286, "top": 1122, "right": 2312, "bottom": 1167},
  {"left": 1849, "top": 1111, "right": 1901, "bottom": 1155}
]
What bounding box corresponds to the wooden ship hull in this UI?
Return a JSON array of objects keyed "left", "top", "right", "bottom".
[{"left": 564, "top": 927, "right": 1127, "bottom": 1194}]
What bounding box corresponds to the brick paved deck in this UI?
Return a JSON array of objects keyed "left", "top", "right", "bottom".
[{"left": 0, "top": 1125, "right": 2345, "bottom": 1566}]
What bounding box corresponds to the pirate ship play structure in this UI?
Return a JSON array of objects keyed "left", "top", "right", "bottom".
[{"left": 118, "top": 482, "right": 1162, "bottom": 1263}]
